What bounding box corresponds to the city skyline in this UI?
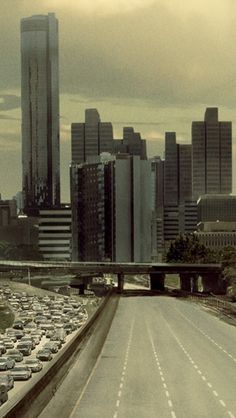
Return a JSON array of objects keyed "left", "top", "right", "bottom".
[{"left": 1, "top": 1, "right": 236, "bottom": 200}]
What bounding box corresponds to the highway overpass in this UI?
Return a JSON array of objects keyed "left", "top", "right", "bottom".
[{"left": 0, "top": 261, "right": 223, "bottom": 293}]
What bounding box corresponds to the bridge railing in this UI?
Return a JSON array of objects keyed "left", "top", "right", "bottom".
[{"left": 190, "top": 293, "right": 236, "bottom": 315}]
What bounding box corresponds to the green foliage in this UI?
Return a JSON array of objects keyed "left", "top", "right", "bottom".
[
  {"left": 0, "top": 241, "right": 43, "bottom": 261},
  {"left": 166, "top": 234, "right": 208, "bottom": 263}
]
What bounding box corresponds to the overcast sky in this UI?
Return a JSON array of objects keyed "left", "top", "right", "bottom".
[{"left": 1, "top": 0, "right": 236, "bottom": 201}]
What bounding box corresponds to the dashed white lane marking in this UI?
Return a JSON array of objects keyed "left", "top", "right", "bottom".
[
  {"left": 147, "top": 326, "right": 177, "bottom": 418},
  {"left": 173, "top": 305, "right": 236, "bottom": 362},
  {"left": 113, "top": 319, "right": 134, "bottom": 418},
  {"left": 164, "top": 319, "right": 235, "bottom": 418}
]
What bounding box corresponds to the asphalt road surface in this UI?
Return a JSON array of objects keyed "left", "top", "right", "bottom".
[{"left": 41, "top": 294, "right": 236, "bottom": 418}]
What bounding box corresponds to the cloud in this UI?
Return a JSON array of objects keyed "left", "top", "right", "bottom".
[
  {"left": 0, "top": 114, "right": 19, "bottom": 121},
  {"left": 0, "top": 95, "right": 21, "bottom": 111},
  {"left": 39, "top": 0, "right": 156, "bottom": 15}
]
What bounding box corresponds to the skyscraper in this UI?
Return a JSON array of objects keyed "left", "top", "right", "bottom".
[
  {"left": 71, "top": 155, "right": 151, "bottom": 262},
  {"left": 162, "top": 132, "right": 196, "bottom": 244},
  {"left": 21, "top": 13, "right": 60, "bottom": 213},
  {"left": 192, "top": 108, "right": 232, "bottom": 200},
  {"left": 71, "top": 109, "right": 113, "bottom": 164},
  {"left": 71, "top": 109, "right": 147, "bottom": 164}
]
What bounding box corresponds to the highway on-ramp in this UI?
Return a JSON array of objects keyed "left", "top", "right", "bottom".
[{"left": 40, "top": 294, "right": 236, "bottom": 418}]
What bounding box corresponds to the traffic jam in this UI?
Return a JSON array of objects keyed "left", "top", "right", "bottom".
[{"left": 0, "top": 286, "right": 89, "bottom": 406}]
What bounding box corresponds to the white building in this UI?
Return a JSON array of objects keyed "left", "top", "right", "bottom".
[{"left": 39, "top": 208, "right": 71, "bottom": 260}]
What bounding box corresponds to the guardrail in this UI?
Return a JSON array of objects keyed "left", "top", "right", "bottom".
[
  {"left": 0, "top": 288, "right": 119, "bottom": 418},
  {"left": 189, "top": 292, "right": 236, "bottom": 316}
]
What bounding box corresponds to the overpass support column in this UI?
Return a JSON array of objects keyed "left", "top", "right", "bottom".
[
  {"left": 117, "top": 273, "right": 124, "bottom": 293},
  {"left": 201, "top": 273, "right": 222, "bottom": 294},
  {"left": 150, "top": 272, "right": 165, "bottom": 291},
  {"left": 180, "top": 274, "right": 191, "bottom": 292},
  {"left": 192, "top": 274, "right": 199, "bottom": 293},
  {"left": 78, "top": 284, "right": 85, "bottom": 295}
]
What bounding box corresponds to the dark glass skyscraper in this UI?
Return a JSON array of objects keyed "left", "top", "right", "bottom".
[
  {"left": 192, "top": 108, "right": 232, "bottom": 200},
  {"left": 21, "top": 13, "right": 60, "bottom": 213}
]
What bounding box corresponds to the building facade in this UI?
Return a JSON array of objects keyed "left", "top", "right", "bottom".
[
  {"left": 71, "top": 109, "right": 113, "bottom": 164},
  {"left": 192, "top": 108, "right": 232, "bottom": 200},
  {"left": 21, "top": 13, "right": 60, "bottom": 213},
  {"left": 38, "top": 207, "right": 71, "bottom": 260},
  {"left": 162, "top": 133, "right": 196, "bottom": 246},
  {"left": 71, "top": 109, "right": 147, "bottom": 164},
  {"left": 71, "top": 155, "right": 151, "bottom": 263}
]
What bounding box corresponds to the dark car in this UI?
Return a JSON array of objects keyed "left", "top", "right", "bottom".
[
  {"left": 0, "top": 384, "right": 8, "bottom": 405},
  {"left": 0, "top": 373, "right": 14, "bottom": 391},
  {"left": 16, "top": 343, "right": 31, "bottom": 356},
  {"left": 12, "top": 321, "right": 24, "bottom": 330},
  {"left": 0, "top": 345, "right": 6, "bottom": 355},
  {"left": 10, "top": 366, "right": 32, "bottom": 381},
  {"left": 36, "top": 349, "right": 52, "bottom": 361}
]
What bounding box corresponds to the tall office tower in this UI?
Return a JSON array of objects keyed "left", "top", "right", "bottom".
[
  {"left": 150, "top": 156, "right": 165, "bottom": 260},
  {"left": 164, "top": 133, "right": 192, "bottom": 205},
  {"left": 192, "top": 108, "right": 232, "bottom": 200},
  {"left": 71, "top": 109, "right": 113, "bottom": 163},
  {"left": 21, "top": 13, "right": 60, "bottom": 214},
  {"left": 71, "top": 155, "right": 151, "bottom": 262},
  {"left": 114, "top": 127, "right": 147, "bottom": 160},
  {"left": 163, "top": 132, "right": 196, "bottom": 243},
  {"left": 71, "top": 162, "right": 106, "bottom": 262}
]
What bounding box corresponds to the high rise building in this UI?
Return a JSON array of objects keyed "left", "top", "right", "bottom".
[
  {"left": 114, "top": 127, "right": 147, "bottom": 159},
  {"left": 38, "top": 207, "right": 72, "bottom": 261},
  {"left": 71, "top": 109, "right": 147, "bottom": 164},
  {"left": 163, "top": 132, "right": 196, "bottom": 243},
  {"left": 71, "top": 109, "right": 113, "bottom": 164},
  {"left": 71, "top": 155, "right": 151, "bottom": 262},
  {"left": 164, "top": 132, "right": 192, "bottom": 205},
  {"left": 192, "top": 108, "right": 232, "bottom": 200},
  {"left": 21, "top": 13, "right": 60, "bottom": 214}
]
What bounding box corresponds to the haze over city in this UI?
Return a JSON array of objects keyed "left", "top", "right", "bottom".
[{"left": 1, "top": 0, "right": 236, "bottom": 200}]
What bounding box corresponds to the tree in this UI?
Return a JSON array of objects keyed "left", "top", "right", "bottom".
[{"left": 166, "top": 234, "right": 209, "bottom": 263}]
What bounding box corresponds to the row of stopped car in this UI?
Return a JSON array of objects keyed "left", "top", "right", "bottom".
[{"left": 0, "top": 286, "right": 89, "bottom": 407}]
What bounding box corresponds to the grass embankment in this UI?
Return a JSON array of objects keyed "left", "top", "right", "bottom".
[{"left": 165, "top": 274, "right": 180, "bottom": 289}]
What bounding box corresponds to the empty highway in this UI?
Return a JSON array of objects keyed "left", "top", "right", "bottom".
[{"left": 40, "top": 294, "right": 236, "bottom": 418}]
